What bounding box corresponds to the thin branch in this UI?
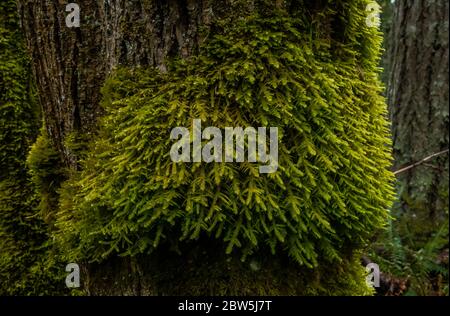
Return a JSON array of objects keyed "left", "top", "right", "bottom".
[{"left": 393, "top": 149, "right": 449, "bottom": 176}]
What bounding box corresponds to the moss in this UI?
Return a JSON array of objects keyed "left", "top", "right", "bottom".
[
  {"left": 1, "top": 0, "right": 394, "bottom": 296},
  {"left": 54, "top": 1, "right": 394, "bottom": 295},
  {"left": 27, "top": 127, "right": 66, "bottom": 224}
]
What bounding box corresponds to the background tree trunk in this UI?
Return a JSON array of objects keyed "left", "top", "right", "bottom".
[{"left": 387, "top": 0, "right": 449, "bottom": 231}]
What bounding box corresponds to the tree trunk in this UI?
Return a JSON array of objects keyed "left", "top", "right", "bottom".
[{"left": 387, "top": 1, "right": 449, "bottom": 227}]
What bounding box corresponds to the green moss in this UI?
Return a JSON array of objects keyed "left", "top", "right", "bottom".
[
  {"left": 54, "top": 1, "right": 394, "bottom": 294},
  {"left": 1, "top": 0, "right": 394, "bottom": 296},
  {"left": 27, "top": 127, "right": 66, "bottom": 224}
]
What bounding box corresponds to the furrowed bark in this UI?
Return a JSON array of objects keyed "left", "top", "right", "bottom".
[{"left": 388, "top": 0, "right": 449, "bottom": 218}]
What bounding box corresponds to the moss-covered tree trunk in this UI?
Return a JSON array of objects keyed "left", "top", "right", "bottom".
[
  {"left": 387, "top": 0, "right": 449, "bottom": 238},
  {"left": 17, "top": 1, "right": 258, "bottom": 166},
  {"left": 17, "top": 0, "right": 392, "bottom": 295}
]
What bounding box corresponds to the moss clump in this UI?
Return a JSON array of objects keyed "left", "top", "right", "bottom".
[
  {"left": 27, "top": 127, "right": 66, "bottom": 224},
  {"left": 53, "top": 0, "right": 394, "bottom": 296}
]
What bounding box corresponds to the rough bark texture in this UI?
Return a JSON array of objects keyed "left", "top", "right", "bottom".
[{"left": 387, "top": 0, "right": 449, "bottom": 220}]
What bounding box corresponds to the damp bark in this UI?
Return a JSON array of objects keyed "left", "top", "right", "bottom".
[{"left": 387, "top": 0, "right": 449, "bottom": 220}]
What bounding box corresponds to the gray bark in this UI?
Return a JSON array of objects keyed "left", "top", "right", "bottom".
[{"left": 387, "top": 0, "right": 449, "bottom": 218}]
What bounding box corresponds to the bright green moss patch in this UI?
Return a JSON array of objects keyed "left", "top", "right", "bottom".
[{"left": 57, "top": 1, "right": 395, "bottom": 282}]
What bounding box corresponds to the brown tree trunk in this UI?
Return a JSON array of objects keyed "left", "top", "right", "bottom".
[{"left": 387, "top": 0, "right": 449, "bottom": 220}]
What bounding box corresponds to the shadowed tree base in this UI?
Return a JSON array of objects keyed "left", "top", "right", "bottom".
[{"left": 84, "top": 240, "right": 372, "bottom": 296}]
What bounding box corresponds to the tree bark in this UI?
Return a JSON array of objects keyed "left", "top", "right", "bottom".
[{"left": 387, "top": 0, "right": 449, "bottom": 220}]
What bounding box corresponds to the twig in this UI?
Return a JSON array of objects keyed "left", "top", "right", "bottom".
[{"left": 393, "top": 149, "right": 449, "bottom": 176}]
